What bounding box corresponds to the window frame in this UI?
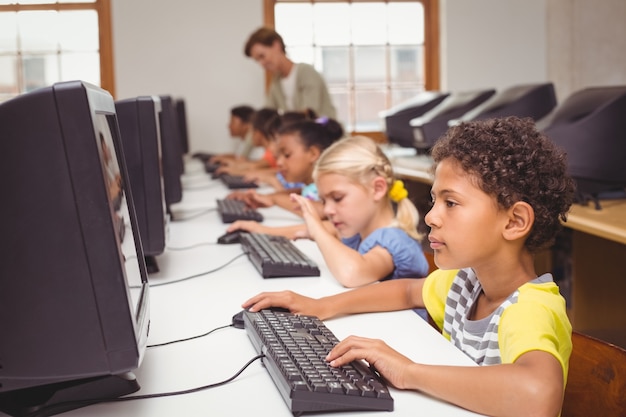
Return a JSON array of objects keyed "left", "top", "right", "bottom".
[
  {"left": 0, "top": 0, "right": 115, "bottom": 97},
  {"left": 263, "top": 0, "right": 440, "bottom": 139}
]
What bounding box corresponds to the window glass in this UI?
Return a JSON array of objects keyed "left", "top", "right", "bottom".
[
  {"left": 390, "top": 45, "right": 423, "bottom": 84},
  {"left": 320, "top": 46, "right": 349, "bottom": 85},
  {"left": 21, "top": 54, "right": 58, "bottom": 92},
  {"left": 276, "top": 3, "right": 313, "bottom": 46},
  {"left": 19, "top": 11, "right": 58, "bottom": 52},
  {"left": 388, "top": 2, "right": 424, "bottom": 44},
  {"left": 351, "top": 3, "right": 387, "bottom": 46},
  {"left": 60, "top": 52, "right": 99, "bottom": 84},
  {"left": 313, "top": 3, "right": 350, "bottom": 46},
  {"left": 59, "top": 11, "right": 98, "bottom": 51},
  {"left": 0, "top": 12, "right": 18, "bottom": 52},
  {"left": 272, "top": 0, "right": 430, "bottom": 133},
  {"left": 0, "top": 56, "right": 18, "bottom": 97},
  {"left": 355, "top": 89, "right": 386, "bottom": 130},
  {"left": 354, "top": 46, "right": 386, "bottom": 85}
]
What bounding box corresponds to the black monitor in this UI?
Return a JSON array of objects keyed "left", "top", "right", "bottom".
[
  {"left": 449, "top": 82, "right": 557, "bottom": 126},
  {"left": 379, "top": 91, "right": 449, "bottom": 148},
  {"left": 115, "top": 96, "right": 168, "bottom": 273},
  {"left": 175, "top": 98, "right": 190, "bottom": 154},
  {"left": 0, "top": 81, "right": 150, "bottom": 416},
  {"left": 410, "top": 88, "right": 496, "bottom": 152},
  {"left": 542, "top": 85, "right": 626, "bottom": 204},
  {"left": 158, "top": 95, "right": 184, "bottom": 210}
]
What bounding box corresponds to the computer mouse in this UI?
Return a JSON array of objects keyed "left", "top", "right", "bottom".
[
  {"left": 232, "top": 310, "right": 246, "bottom": 329},
  {"left": 217, "top": 230, "right": 246, "bottom": 244}
]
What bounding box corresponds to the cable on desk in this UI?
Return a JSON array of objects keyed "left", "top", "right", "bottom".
[
  {"left": 24, "top": 354, "right": 266, "bottom": 417},
  {"left": 172, "top": 207, "right": 217, "bottom": 221},
  {"left": 147, "top": 323, "right": 233, "bottom": 348},
  {"left": 166, "top": 241, "right": 218, "bottom": 251},
  {"left": 130, "top": 252, "right": 247, "bottom": 289}
]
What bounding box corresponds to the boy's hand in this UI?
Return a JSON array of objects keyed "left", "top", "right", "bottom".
[
  {"left": 227, "top": 220, "right": 266, "bottom": 234},
  {"left": 326, "top": 335, "right": 414, "bottom": 389},
  {"left": 242, "top": 290, "right": 330, "bottom": 319}
]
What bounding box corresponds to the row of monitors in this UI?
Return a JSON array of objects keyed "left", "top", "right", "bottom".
[
  {"left": 381, "top": 82, "right": 626, "bottom": 198},
  {"left": 0, "top": 81, "right": 190, "bottom": 416}
]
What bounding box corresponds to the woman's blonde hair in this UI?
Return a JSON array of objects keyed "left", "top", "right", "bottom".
[{"left": 313, "top": 135, "right": 422, "bottom": 240}]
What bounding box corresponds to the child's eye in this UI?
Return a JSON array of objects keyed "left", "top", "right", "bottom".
[{"left": 445, "top": 200, "right": 457, "bottom": 208}]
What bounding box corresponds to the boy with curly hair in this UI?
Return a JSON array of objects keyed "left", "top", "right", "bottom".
[{"left": 243, "top": 116, "right": 576, "bottom": 417}]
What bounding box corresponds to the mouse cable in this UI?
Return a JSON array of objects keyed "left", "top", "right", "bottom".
[
  {"left": 172, "top": 207, "right": 217, "bottom": 222},
  {"left": 147, "top": 322, "right": 233, "bottom": 348},
  {"left": 166, "top": 241, "right": 218, "bottom": 251},
  {"left": 25, "top": 354, "right": 266, "bottom": 417},
  {"left": 129, "top": 252, "right": 247, "bottom": 289}
]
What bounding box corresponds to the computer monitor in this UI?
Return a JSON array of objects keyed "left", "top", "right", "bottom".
[
  {"left": 115, "top": 96, "right": 169, "bottom": 273},
  {"left": 410, "top": 88, "right": 496, "bottom": 153},
  {"left": 449, "top": 82, "right": 557, "bottom": 126},
  {"left": 542, "top": 85, "right": 626, "bottom": 204},
  {"left": 0, "top": 81, "right": 150, "bottom": 416},
  {"left": 378, "top": 91, "right": 449, "bottom": 148},
  {"left": 175, "top": 98, "right": 190, "bottom": 154},
  {"left": 158, "top": 95, "right": 184, "bottom": 210}
]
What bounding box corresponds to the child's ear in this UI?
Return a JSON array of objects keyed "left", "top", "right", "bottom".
[
  {"left": 371, "top": 176, "right": 388, "bottom": 201},
  {"left": 503, "top": 201, "right": 534, "bottom": 241},
  {"left": 308, "top": 145, "right": 321, "bottom": 161}
]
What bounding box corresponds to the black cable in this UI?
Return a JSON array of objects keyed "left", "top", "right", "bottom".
[
  {"left": 130, "top": 252, "right": 247, "bottom": 289},
  {"left": 113, "top": 354, "right": 265, "bottom": 400},
  {"left": 173, "top": 207, "right": 217, "bottom": 221},
  {"left": 26, "top": 354, "right": 266, "bottom": 417},
  {"left": 147, "top": 323, "right": 233, "bottom": 348}
]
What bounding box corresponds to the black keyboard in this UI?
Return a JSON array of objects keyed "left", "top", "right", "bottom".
[
  {"left": 216, "top": 199, "right": 263, "bottom": 223},
  {"left": 204, "top": 161, "right": 221, "bottom": 173},
  {"left": 240, "top": 233, "right": 320, "bottom": 278},
  {"left": 220, "top": 174, "right": 258, "bottom": 189},
  {"left": 242, "top": 309, "right": 394, "bottom": 414}
]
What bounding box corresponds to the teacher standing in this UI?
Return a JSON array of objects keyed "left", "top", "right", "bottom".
[{"left": 244, "top": 27, "right": 337, "bottom": 119}]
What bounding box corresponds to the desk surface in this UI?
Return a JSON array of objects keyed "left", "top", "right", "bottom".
[
  {"left": 2, "top": 160, "right": 485, "bottom": 417},
  {"left": 391, "top": 154, "right": 626, "bottom": 245}
]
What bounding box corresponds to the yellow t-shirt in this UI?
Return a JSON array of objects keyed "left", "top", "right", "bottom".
[{"left": 422, "top": 268, "right": 572, "bottom": 384}]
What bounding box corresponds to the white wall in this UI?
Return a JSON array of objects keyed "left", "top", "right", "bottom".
[
  {"left": 111, "top": 0, "right": 265, "bottom": 153},
  {"left": 440, "top": 0, "right": 548, "bottom": 92}
]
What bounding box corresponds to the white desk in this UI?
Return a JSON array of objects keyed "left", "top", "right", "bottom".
[{"left": 6, "top": 160, "right": 484, "bottom": 417}]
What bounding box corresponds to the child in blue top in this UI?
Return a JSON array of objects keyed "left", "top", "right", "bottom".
[{"left": 290, "top": 135, "right": 429, "bottom": 287}]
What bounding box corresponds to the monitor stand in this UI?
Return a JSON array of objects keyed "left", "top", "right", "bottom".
[
  {"left": 144, "top": 255, "right": 160, "bottom": 274},
  {"left": 0, "top": 373, "right": 140, "bottom": 417}
]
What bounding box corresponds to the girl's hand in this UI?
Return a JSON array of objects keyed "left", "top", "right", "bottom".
[
  {"left": 290, "top": 193, "right": 326, "bottom": 240},
  {"left": 243, "top": 190, "right": 274, "bottom": 208},
  {"left": 242, "top": 290, "right": 329, "bottom": 319},
  {"left": 326, "top": 335, "right": 414, "bottom": 389},
  {"left": 226, "top": 220, "right": 267, "bottom": 234}
]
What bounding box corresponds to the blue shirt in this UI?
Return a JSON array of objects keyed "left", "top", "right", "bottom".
[{"left": 341, "top": 227, "right": 429, "bottom": 280}]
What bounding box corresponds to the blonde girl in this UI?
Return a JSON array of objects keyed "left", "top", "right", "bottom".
[{"left": 291, "top": 135, "right": 429, "bottom": 288}]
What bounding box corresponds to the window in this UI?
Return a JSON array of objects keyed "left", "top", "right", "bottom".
[
  {"left": 0, "top": 0, "right": 113, "bottom": 103},
  {"left": 266, "top": 0, "right": 440, "bottom": 136}
]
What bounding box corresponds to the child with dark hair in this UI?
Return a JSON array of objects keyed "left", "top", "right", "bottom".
[
  {"left": 226, "top": 116, "right": 344, "bottom": 235},
  {"left": 215, "top": 107, "right": 279, "bottom": 176},
  {"left": 242, "top": 117, "right": 576, "bottom": 417},
  {"left": 210, "top": 105, "right": 256, "bottom": 164}
]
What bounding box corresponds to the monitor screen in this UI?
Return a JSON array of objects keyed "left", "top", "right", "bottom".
[
  {"left": 115, "top": 96, "right": 169, "bottom": 272},
  {"left": 0, "top": 80, "right": 150, "bottom": 416}
]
